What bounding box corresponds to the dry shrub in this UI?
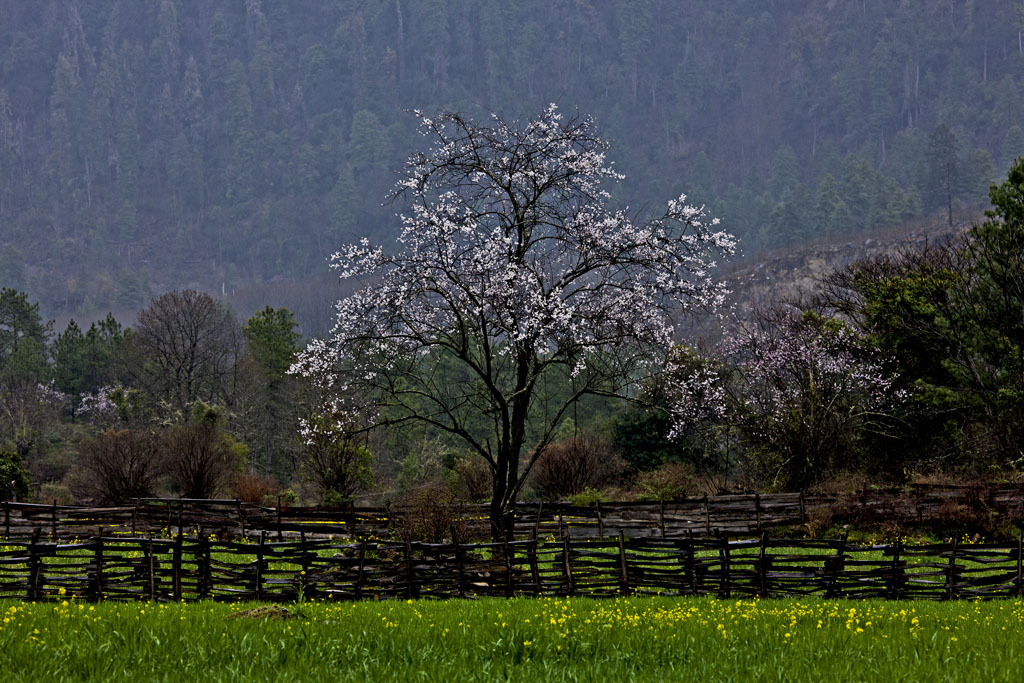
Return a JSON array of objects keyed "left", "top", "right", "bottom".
[
  {"left": 81, "top": 429, "right": 163, "bottom": 503},
  {"left": 803, "top": 507, "right": 834, "bottom": 538},
  {"left": 452, "top": 457, "right": 492, "bottom": 502},
  {"left": 933, "top": 484, "right": 997, "bottom": 535},
  {"left": 233, "top": 473, "right": 279, "bottom": 503},
  {"left": 808, "top": 471, "right": 874, "bottom": 495},
  {"left": 165, "top": 405, "right": 246, "bottom": 499},
  {"left": 531, "top": 435, "right": 625, "bottom": 499},
  {"left": 633, "top": 462, "right": 701, "bottom": 501},
  {"left": 392, "top": 483, "right": 486, "bottom": 542}
]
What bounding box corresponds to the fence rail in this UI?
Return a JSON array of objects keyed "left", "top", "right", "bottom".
[
  {"left": 3, "top": 482, "right": 1023, "bottom": 542},
  {"left": 1, "top": 530, "right": 1022, "bottom": 603}
]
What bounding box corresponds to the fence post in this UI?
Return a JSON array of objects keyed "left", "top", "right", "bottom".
[
  {"left": 172, "top": 528, "right": 183, "bottom": 601},
  {"left": 255, "top": 531, "right": 265, "bottom": 601},
  {"left": 703, "top": 496, "right": 711, "bottom": 534},
  {"left": 562, "top": 529, "right": 575, "bottom": 596},
  {"left": 595, "top": 501, "right": 604, "bottom": 540},
  {"left": 754, "top": 494, "right": 761, "bottom": 534},
  {"left": 355, "top": 539, "right": 366, "bottom": 601},
  {"left": 452, "top": 527, "right": 466, "bottom": 599},
  {"left": 51, "top": 499, "right": 58, "bottom": 541},
  {"left": 719, "top": 535, "right": 731, "bottom": 599},
  {"left": 276, "top": 495, "right": 283, "bottom": 541},
  {"left": 618, "top": 531, "right": 630, "bottom": 596},
  {"left": 405, "top": 540, "right": 416, "bottom": 599},
  {"left": 503, "top": 540, "right": 514, "bottom": 597},
  {"left": 298, "top": 531, "right": 311, "bottom": 598},
  {"left": 237, "top": 501, "right": 246, "bottom": 539},
  {"left": 946, "top": 537, "right": 958, "bottom": 601},
  {"left": 131, "top": 500, "right": 138, "bottom": 536},
  {"left": 198, "top": 528, "right": 211, "bottom": 600},
  {"left": 826, "top": 531, "right": 848, "bottom": 599},
  {"left": 758, "top": 531, "right": 769, "bottom": 598},
  {"left": 1016, "top": 530, "right": 1023, "bottom": 598},
  {"left": 890, "top": 536, "right": 903, "bottom": 600},
  {"left": 799, "top": 492, "right": 806, "bottom": 526},
  {"left": 659, "top": 501, "right": 666, "bottom": 538},
  {"left": 3, "top": 500, "right": 8, "bottom": 539},
  {"left": 27, "top": 527, "right": 41, "bottom": 600},
  {"left": 90, "top": 533, "right": 104, "bottom": 601},
  {"left": 684, "top": 531, "right": 697, "bottom": 596},
  {"left": 533, "top": 502, "right": 543, "bottom": 539},
  {"left": 147, "top": 535, "right": 156, "bottom": 600},
  {"left": 529, "top": 531, "right": 542, "bottom": 596}
]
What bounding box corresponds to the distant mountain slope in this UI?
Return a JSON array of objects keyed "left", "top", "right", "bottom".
[
  {"left": 0, "top": 1, "right": 1019, "bottom": 319},
  {"left": 717, "top": 214, "right": 965, "bottom": 326}
]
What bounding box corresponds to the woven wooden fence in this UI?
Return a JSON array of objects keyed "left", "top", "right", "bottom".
[
  {"left": 1, "top": 530, "right": 1022, "bottom": 603},
  {"left": 3, "top": 483, "right": 1023, "bottom": 542}
]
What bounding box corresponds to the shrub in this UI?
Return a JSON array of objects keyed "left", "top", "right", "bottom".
[
  {"left": 451, "top": 457, "right": 492, "bottom": 503},
  {"left": 392, "top": 483, "right": 487, "bottom": 542},
  {"left": 633, "top": 462, "right": 701, "bottom": 501},
  {"left": 298, "top": 414, "right": 374, "bottom": 504},
  {"left": 80, "top": 429, "right": 163, "bottom": 503},
  {"left": 0, "top": 449, "right": 32, "bottom": 501},
  {"left": 39, "top": 481, "right": 75, "bottom": 505},
  {"left": 261, "top": 487, "right": 298, "bottom": 508},
  {"left": 165, "top": 403, "right": 246, "bottom": 499},
  {"left": 569, "top": 487, "right": 610, "bottom": 506},
  {"left": 233, "top": 473, "right": 279, "bottom": 503},
  {"left": 530, "top": 435, "right": 625, "bottom": 499},
  {"left": 321, "top": 489, "right": 356, "bottom": 509}
]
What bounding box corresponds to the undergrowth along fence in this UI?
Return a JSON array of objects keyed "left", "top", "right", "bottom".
[
  {"left": 1, "top": 530, "right": 1023, "bottom": 603},
  {"left": 3, "top": 482, "right": 1024, "bottom": 542}
]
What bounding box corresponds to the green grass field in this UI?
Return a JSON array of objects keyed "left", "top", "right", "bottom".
[{"left": 2, "top": 596, "right": 1024, "bottom": 681}]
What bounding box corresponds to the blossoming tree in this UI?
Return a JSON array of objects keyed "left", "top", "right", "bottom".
[
  {"left": 667, "top": 309, "right": 905, "bottom": 490},
  {"left": 292, "top": 105, "right": 735, "bottom": 539}
]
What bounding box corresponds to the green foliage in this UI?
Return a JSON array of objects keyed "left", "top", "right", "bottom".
[
  {"left": 568, "top": 487, "right": 608, "bottom": 506},
  {"left": 610, "top": 405, "right": 676, "bottom": 473},
  {"left": 243, "top": 306, "right": 301, "bottom": 378},
  {"left": 51, "top": 314, "right": 125, "bottom": 415},
  {"left": 633, "top": 462, "right": 701, "bottom": 502},
  {"left": 827, "top": 157, "right": 1024, "bottom": 472},
  {"left": 298, "top": 413, "right": 373, "bottom": 503},
  {"left": 0, "top": 449, "right": 31, "bottom": 501},
  {"left": 0, "top": 288, "right": 51, "bottom": 367}
]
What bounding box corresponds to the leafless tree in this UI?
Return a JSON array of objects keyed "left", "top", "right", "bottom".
[
  {"left": 81, "top": 429, "right": 163, "bottom": 503},
  {"left": 127, "top": 290, "right": 243, "bottom": 415}
]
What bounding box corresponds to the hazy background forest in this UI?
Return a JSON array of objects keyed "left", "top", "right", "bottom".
[
  {"left": 1, "top": 0, "right": 1022, "bottom": 332},
  {"left": 5, "top": 1, "right": 1024, "bottom": 509}
]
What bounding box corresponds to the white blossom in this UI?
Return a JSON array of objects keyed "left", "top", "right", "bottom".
[{"left": 292, "top": 105, "right": 734, "bottom": 534}]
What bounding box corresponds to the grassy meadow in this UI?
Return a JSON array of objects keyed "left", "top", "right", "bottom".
[{"left": 2, "top": 596, "right": 1024, "bottom": 681}]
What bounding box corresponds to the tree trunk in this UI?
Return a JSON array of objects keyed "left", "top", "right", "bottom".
[{"left": 488, "top": 487, "right": 515, "bottom": 543}]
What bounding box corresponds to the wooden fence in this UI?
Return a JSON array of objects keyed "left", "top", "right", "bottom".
[
  {"left": 1, "top": 530, "right": 1022, "bottom": 603},
  {"left": 3, "top": 482, "right": 1023, "bottom": 542}
]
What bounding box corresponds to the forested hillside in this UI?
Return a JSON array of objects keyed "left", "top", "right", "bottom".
[{"left": 1, "top": 0, "right": 1023, "bottom": 326}]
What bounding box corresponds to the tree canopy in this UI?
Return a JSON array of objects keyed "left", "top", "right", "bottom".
[{"left": 293, "top": 105, "right": 733, "bottom": 538}]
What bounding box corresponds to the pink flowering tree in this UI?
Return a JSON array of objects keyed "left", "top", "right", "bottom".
[
  {"left": 292, "top": 105, "right": 734, "bottom": 539},
  {"left": 668, "top": 309, "right": 905, "bottom": 490}
]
